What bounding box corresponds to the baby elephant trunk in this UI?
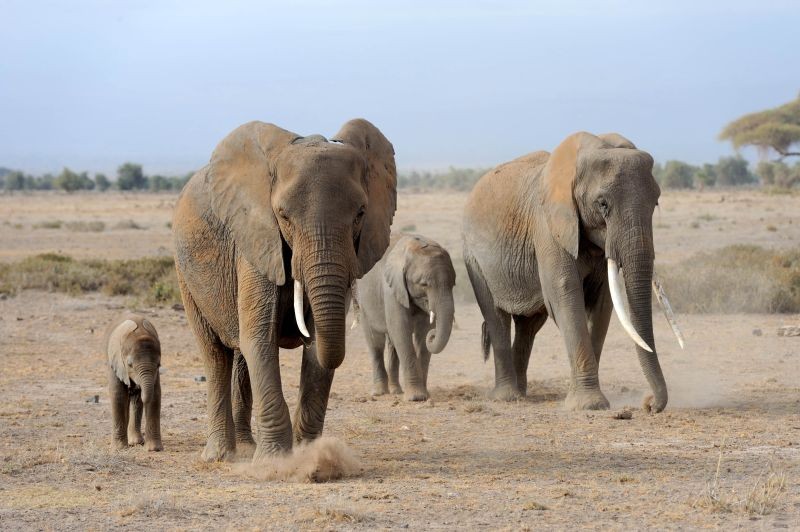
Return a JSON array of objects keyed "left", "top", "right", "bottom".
[
  {"left": 425, "top": 289, "right": 455, "bottom": 354},
  {"left": 135, "top": 363, "right": 157, "bottom": 404}
]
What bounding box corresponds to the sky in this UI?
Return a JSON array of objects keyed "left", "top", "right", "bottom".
[{"left": 2, "top": 0, "right": 799, "bottom": 175}]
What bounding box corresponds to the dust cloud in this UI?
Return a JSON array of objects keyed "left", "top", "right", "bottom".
[{"left": 234, "top": 437, "right": 362, "bottom": 483}]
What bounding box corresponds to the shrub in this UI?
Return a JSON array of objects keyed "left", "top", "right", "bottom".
[{"left": 64, "top": 221, "right": 106, "bottom": 232}]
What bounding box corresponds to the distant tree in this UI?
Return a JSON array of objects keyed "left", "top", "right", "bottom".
[
  {"left": 117, "top": 162, "right": 147, "bottom": 190},
  {"left": 3, "top": 171, "right": 26, "bottom": 191},
  {"left": 94, "top": 173, "right": 111, "bottom": 191},
  {"left": 54, "top": 168, "right": 94, "bottom": 192},
  {"left": 720, "top": 92, "right": 800, "bottom": 159},
  {"left": 38, "top": 173, "right": 55, "bottom": 190},
  {"left": 658, "top": 160, "right": 696, "bottom": 189},
  {"left": 693, "top": 163, "right": 717, "bottom": 188},
  {"left": 756, "top": 160, "right": 800, "bottom": 188},
  {"left": 715, "top": 156, "right": 756, "bottom": 186}
]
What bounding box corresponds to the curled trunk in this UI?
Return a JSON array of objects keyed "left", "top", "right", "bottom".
[{"left": 426, "top": 288, "right": 455, "bottom": 354}]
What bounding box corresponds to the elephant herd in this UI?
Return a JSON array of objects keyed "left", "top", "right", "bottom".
[{"left": 106, "top": 118, "right": 684, "bottom": 464}]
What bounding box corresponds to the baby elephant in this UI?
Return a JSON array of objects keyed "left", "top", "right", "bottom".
[
  {"left": 105, "top": 315, "right": 163, "bottom": 451},
  {"left": 356, "top": 234, "right": 456, "bottom": 401}
]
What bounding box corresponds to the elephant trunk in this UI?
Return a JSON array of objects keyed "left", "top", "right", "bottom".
[
  {"left": 618, "top": 225, "right": 668, "bottom": 412},
  {"left": 301, "top": 235, "right": 351, "bottom": 370},
  {"left": 135, "top": 363, "right": 157, "bottom": 404},
  {"left": 426, "top": 288, "right": 455, "bottom": 354}
]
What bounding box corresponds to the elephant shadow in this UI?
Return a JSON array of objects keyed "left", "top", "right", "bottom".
[{"left": 429, "top": 380, "right": 566, "bottom": 404}]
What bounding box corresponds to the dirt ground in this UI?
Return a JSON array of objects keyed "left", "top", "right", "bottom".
[{"left": 1, "top": 190, "right": 799, "bottom": 530}]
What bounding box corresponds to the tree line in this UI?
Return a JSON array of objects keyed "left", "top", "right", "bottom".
[{"left": 0, "top": 163, "right": 192, "bottom": 193}]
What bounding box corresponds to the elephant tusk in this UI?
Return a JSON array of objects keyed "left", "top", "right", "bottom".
[
  {"left": 607, "top": 259, "right": 653, "bottom": 353},
  {"left": 652, "top": 274, "right": 685, "bottom": 349},
  {"left": 294, "top": 280, "right": 310, "bottom": 338},
  {"left": 430, "top": 311, "right": 435, "bottom": 324}
]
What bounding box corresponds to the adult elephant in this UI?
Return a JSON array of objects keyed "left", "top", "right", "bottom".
[
  {"left": 173, "top": 119, "right": 396, "bottom": 461},
  {"left": 463, "top": 132, "right": 677, "bottom": 412}
]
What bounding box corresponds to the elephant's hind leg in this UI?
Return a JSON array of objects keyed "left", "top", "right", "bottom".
[
  {"left": 512, "top": 314, "right": 548, "bottom": 397},
  {"left": 127, "top": 391, "right": 144, "bottom": 445},
  {"left": 293, "top": 342, "right": 335, "bottom": 444},
  {"left": 465, "top": 256, "right": 518, "bottom": 400},
  {"left": 232, "top": 349, "right": 256, "bottom": 454},
  {"left": 364, "top": 327, "right": 389, "bottom": 396},
  {"left": 179, "top": 273, "right": 236, "bottom": 461},
  {"left": 386, "top": 340, "right": 402, "bottom": 395}
]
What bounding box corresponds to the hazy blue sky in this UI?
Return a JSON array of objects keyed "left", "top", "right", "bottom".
[{"left": 2, "top": 1, "right": 798, "bottom": 174}]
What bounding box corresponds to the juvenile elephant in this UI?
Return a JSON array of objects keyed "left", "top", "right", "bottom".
[
  {"left": 173, "top": 119, "right": 396, "bottom": 462},
  {"left": 355, "top": 234, "right": 456, "bottom": 401},
  {"left": 463, "top": 132, "right": 677, "bottom": 412},
  {"left": 105, "top": 314, "right": 162, "bottom": 451}
]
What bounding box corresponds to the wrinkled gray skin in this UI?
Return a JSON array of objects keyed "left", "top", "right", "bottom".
[
  {"left": 462, "top": 132, "right": 667, "bottom": 412},
  {"left": 356, "top": 234, "right": 456, "bottom": 401},
  {"left": 172, "top": 119, "right": 396, "bottom": 462},
  {"left": 106, "top": 314, "right": 163, "bottom": 451}
]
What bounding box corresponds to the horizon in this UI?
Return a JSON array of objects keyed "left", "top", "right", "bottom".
[{"left": 2, "top": 1, "right": 799, "bottom": 176}]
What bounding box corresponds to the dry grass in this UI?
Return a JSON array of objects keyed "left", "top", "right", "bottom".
[
  {"left": 659, "top": 245, "right": 800, "bottom": 313},
  {"left": 65, "top": 220, "right": 106, "bottom": 232},
  {"left": 33, "top": 220, "right": 63, "bottom": 229},
  {"left": 0, "top": 253, "right": 180, "bottom": 305}
]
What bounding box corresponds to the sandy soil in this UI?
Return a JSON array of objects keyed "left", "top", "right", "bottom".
[{"left": 0, "top": 190, "right": 799, "bottom": 530}]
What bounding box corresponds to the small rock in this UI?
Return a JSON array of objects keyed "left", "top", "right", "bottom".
[
  {"left": 613, "top": 409, "right": 633, "bottom": 420},
  {"left": 16, "top": 317, "right": 23, "bottom": 321},
  {"left": 0, "top": 294, "right": 7, "bottom": 300},
  {"left": 400, "top": 425, "right": 410, "bottom": 431},
  {"left": 194, "top": 375, "right": 207, "bottom": 383},
  {"left": 171, "top": 303, "right": 185, "bottom": 312},
  {"left": 86, "top": 395, "right": 99, "bottom": 404},
  {"left": 752, "top": 328, "right": 763, "bottom": 336},
  {"left": 95, "top": 485, "right": 101, "bottom": 491}
]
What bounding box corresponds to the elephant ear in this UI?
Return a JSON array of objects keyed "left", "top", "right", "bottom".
[
  {"left": 208, "top": 121, "right": 299, "bottom": 286},
  {"left": 382, "top": 240, "right": 410, "bottom": 308},
  {"left": 331, "top": 118, "right": 397, "bottom": 277},
  {"left": 140, "top": 318, "right": 160, "bottom": 345},
  {"left": 108, "top": 319, "right": 138, "bottom": 386},
  {"left": 598, "top": 133, "right": 637, "bottom": 149},
  {"left": 541, "top": 132, "right": 594, "bottom": 259}
]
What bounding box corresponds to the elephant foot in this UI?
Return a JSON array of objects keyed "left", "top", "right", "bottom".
[
  {"left": 252, "top": 442, "right": 291, "bottom": 463},
  {"left": 641, "top": 393, "right": 667, "bottom": 413},
  {"left": 235, "top": 440, "right": 256, "bottom": 460},
  {"left": 489, "top": 383, "right": 522, "bottom": 402},
  {"left": 145, "top": 439, "right": 163, "bottom": 452},
  {"left": 565, "top": 388, "right": 610, "bottom": 411},
  {"left": 371, "top": 382, "right": 389, "bottom": 396},
  {"left": 403, "top": 387, "right": 429, "bottom": 402},
  {"left": 112, "top": 438, "right": 128, "bottom": 451},
  {"left": 127, "top": 432, "right": 144, "bottom": 446},
  {"left": 388, "top": 383, "right": 403, "bottom": 395},
  {"left": 201, "top": 438, "right": 234, "bottom": 462}
]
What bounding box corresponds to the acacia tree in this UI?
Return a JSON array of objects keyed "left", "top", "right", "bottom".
[{"left": 719, "top": 92, "right": 800, "bottom": 159}]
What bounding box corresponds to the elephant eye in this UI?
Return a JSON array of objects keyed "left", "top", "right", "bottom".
[
  {"left": 354, "top": 206, "right": 366, "bottom": 225},
  {"left": 597, "top": 198, "right": 609, "bottom": 217}
]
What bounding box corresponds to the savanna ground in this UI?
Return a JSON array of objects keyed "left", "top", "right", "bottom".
[{"left": 0, "top": 190, "right": 799, "bottom": 530}]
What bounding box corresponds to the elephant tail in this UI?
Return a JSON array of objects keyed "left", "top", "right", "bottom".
[{"left": 481, "top": 321, "right": 490, "bottom": 361}]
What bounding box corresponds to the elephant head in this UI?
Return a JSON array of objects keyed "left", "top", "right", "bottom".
[
  {"left": 208, "top": 119, "right": 396, "bottom": 370},
  {"left": 541, "top": 132, "right": 668, "bottom": 411},
  {"left": 108, "top": 318, "right": 161, "bottom": 405},
  {"left": 384, "top": 235, "right": 457, "bottom": 354}
]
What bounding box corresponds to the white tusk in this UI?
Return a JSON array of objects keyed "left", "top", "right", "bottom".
[
  {"left": 294, "top": 280, "right": 310, "bottom": 338},
  {"left": 652, "top": 274, "right": 685, "bottom": 349},
  {"left": 430, "top": 311, "right": 435, "bottom": 324},
  {"left": 607, "top": 259, "right": 653, "bottom": 353}
]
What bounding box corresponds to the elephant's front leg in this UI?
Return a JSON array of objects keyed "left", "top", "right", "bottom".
[
  {"left": 541, "top": 261, "right": 609, "bottom": 410},
  {"left": 293, "top": 342, "right": 335, "bottom": 443},
  {"left": 231, "top": 349, "right": 256, "bottom": 453},
  {"left": 143, "top": 375, "right": 163, "bottom": 451},
  {"left": 387, "top": 309, "right": 427, "bottom": 401},
  {"left": 127, "top": 391, "right": 144, "bottom": 445},
  {"left": 109, "top": 369, "right": 129, "bottom": 450},
  {"left": 412, "top": 321, "right": 432, "bottom": 390}
]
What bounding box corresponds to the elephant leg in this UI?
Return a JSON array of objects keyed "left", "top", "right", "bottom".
[
  {"left": 127, "top": 390, "right": 144, "bottom": 445},
  {"left": 143, "top": 375, "right": 163, "bottom": 451},
  {"left": 465, "top": 256, "right": 518, "bottom": 400},
  {"left": 231, "top": 349, "right": 256, "bottom": 450},
  {"left": 109, "top": 368, "right": 129, "bottom": 450},
  {"left": 386, "top": 340, "right": 402, "bottom": 395},
  {"left": 586, "top": 280, "right": 613, "bottom": 366},
  {"left": 387, "top": 312, "right": 427, "bottom": 402},
  {"left": 540, "top": 262, "right": 608, "bottom": 411},
  {"left": 412, "top": 322, "right": 432, "bottom": 389},
  {"left": 237, "top": 268, "right": 292, "bottom": 461},
  {"left": 179, "top": 275, "right": 236, "bottom": 461},
  {"left": 512, "top": 313, "right": 548, "bottom": 397},
  {"left": 364, "top": 326, "right": 389, "bottom": 396},
  {"left": 293, "top": 342, "right": 335, "bottom": 444}
]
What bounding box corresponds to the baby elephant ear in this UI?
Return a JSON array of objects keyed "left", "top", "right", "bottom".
[
  {"left": 140, "top": 319, "right": 160, "bottom": 342},
  {"left": 382, "top": 239, "right": 410, "bottom": 308},
  {"left": 542, "top": 132, "right": 596, "bottom": 259},
  {"left": 108, "top": 319, "right": 138, "bottom": 385},
  {"left": 331, "top": 119, "right": 397, "bottom": 277},
  {"left": 208, "top": 121, "right": 299, "bottom": 286},
  {"left": 598, "top": 133, "right": 637, "bottom": 149}
]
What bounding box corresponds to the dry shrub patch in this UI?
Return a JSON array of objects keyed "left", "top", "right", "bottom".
[
  {"left": 65, "top": 220, "right": 106, "bottom": 232},
  {"left": 0, "top": 253, "right": 180, "bottom": 306},
  {"left": 659, "top": 245, "right": 800, "bottom": 313}
]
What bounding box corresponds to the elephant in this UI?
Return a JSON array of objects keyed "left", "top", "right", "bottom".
[
  {"left": 105, "top": 314, "right": 163, "bottom": 451},
  {"left": 355, "top": 233, "right": 456, "bottom": 401},
  {"left": 172, "top": 118, "right": 397, "bottom": 462},
  {"left": 462, "top": 131, "right": 678, "bottom": 412}
]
